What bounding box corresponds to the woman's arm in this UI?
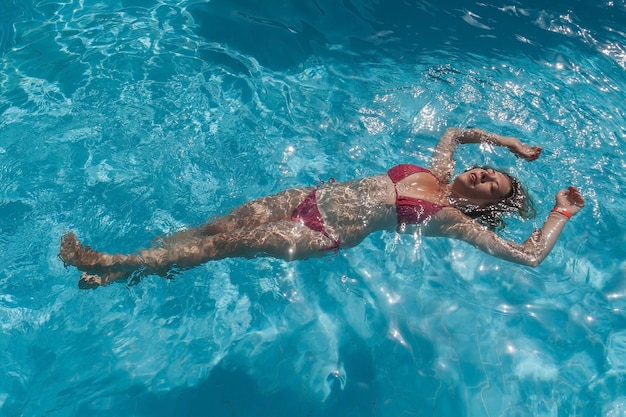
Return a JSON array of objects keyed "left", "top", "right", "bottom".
[
  {"left": 429, "top": 186, "right": 585, "bottom": 267},
  {"left": 429, "top": 127, "right": 542, "bottom": 182}
]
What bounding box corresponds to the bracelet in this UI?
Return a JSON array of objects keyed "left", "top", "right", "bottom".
[{"left": 551, "top": 206, "right": 573, "bottom": 219}]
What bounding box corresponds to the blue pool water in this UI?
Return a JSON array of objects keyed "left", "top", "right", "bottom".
[{"left": 1, "top": 0, "right": 626, "bottom": 415}]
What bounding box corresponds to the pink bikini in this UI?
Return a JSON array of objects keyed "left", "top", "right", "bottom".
[
  {"left": 291, "top": 164, "right": 444, "bottom": 251},
  {"left": 387, "top": 164, "right": 445, "bottom": 227},
  {"left": 291, "top": 189, "right": 340, "bottom": 252}
]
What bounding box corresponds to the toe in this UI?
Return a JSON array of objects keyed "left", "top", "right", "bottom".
[{"left": 78, "top": 273, "right": 101, "bottom": 290}]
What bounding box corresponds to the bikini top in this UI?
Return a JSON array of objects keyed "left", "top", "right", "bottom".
[{"left": 387, "top": 164, "right": 445, "bottom": 226}]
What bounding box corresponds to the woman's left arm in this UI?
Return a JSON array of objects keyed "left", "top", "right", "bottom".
[
  {"left": 431, "top": 186, "right": 585, "bottom": 267},
  {"left": 430, "top": 127, "right": 542, "bottom": 182}
]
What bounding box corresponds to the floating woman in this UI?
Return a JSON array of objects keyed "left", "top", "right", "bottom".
[{"left": 59, "top": 127, "right": 585, "bottom": 288}]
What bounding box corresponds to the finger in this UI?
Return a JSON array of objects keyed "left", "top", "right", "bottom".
[
  {"left": 567, "top": 186, "right": 585, "bottom": 205},
  {"left": 526, "top": 146, "right": 542, "bottom": 161},
  {"left": 567, "top": 186, "right": 581, "bottom": 199}
]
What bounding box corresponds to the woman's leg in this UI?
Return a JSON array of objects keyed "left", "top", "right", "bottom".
[
  {"left": 159, "top": 188, "right": 313, "bottom": 244},
  {"left": 205, "top": 220, "right": 337, "bottom": 261},
  {"left": 60, "top": 232, "right": 155, "bottom": 287},
  {"left": 60, "top": 221, "right": 336, "bottom": 287}
]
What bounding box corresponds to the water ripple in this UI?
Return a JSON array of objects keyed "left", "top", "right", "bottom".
[{"left": 1, "top": 0, "right": 626, "bottom": 416}]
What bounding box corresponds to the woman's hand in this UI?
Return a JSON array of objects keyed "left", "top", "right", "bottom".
[
  {"left": 555, "top": 186, "right": 585, "bottom": 216},
  {"left": 504, "top": 137, "right": 542, "bottom": 161}
]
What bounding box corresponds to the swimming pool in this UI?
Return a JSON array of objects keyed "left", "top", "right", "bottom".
[{"left": 1, "top": 0, "right": 626, "bottom": 415}]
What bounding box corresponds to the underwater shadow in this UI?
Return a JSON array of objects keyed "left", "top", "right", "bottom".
[{"left": 103, "top": 335, "right": 382, "bottom": 417}]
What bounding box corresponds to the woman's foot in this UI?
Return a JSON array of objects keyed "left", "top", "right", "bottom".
[
  {"left": 59, "top": 232, "right": 126, "bottom": 272},
  {"left": 59, "top": 232, "right": 102, "bottom": 270},
  {"left": 78, "top": 272, "right": 108, "bottom": 289},
  {"left": 59, "top": 232, "right": 84, "bottom": 267},
  {"left": 77, "top": 271, "right": 130, "bottom": 289}
]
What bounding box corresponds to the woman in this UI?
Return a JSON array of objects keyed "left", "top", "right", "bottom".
[{"left": 59, "top": 127, "right": 585, "bottom": 288}]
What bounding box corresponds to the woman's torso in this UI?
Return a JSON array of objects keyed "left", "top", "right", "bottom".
[{"left": 315, "top": 169, "right": 448, "bottom": 247}]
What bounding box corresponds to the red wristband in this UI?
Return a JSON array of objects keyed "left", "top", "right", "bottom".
[{"left": 551, "top": 206, "right": 573, "bottom": 219}]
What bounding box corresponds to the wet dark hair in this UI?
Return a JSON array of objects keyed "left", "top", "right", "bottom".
[{"left": 456, "top": 166, "right": 536, "bottom": 231}]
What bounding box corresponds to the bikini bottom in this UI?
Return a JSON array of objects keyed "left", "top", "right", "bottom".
[{"left": 291, "top": 189, "right": 340, "bottom": 252}]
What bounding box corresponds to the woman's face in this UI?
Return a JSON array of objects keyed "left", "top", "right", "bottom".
[{"left": 450, "top": 168, "right": 512, "bottom": 207}]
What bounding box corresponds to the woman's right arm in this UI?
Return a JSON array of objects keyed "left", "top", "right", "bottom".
[
  {"left": 429, "top": 127, "right": 542, "bottom": 182},
  {"left": 430, "top": 186, "right": 585, "bottom": 267}
]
